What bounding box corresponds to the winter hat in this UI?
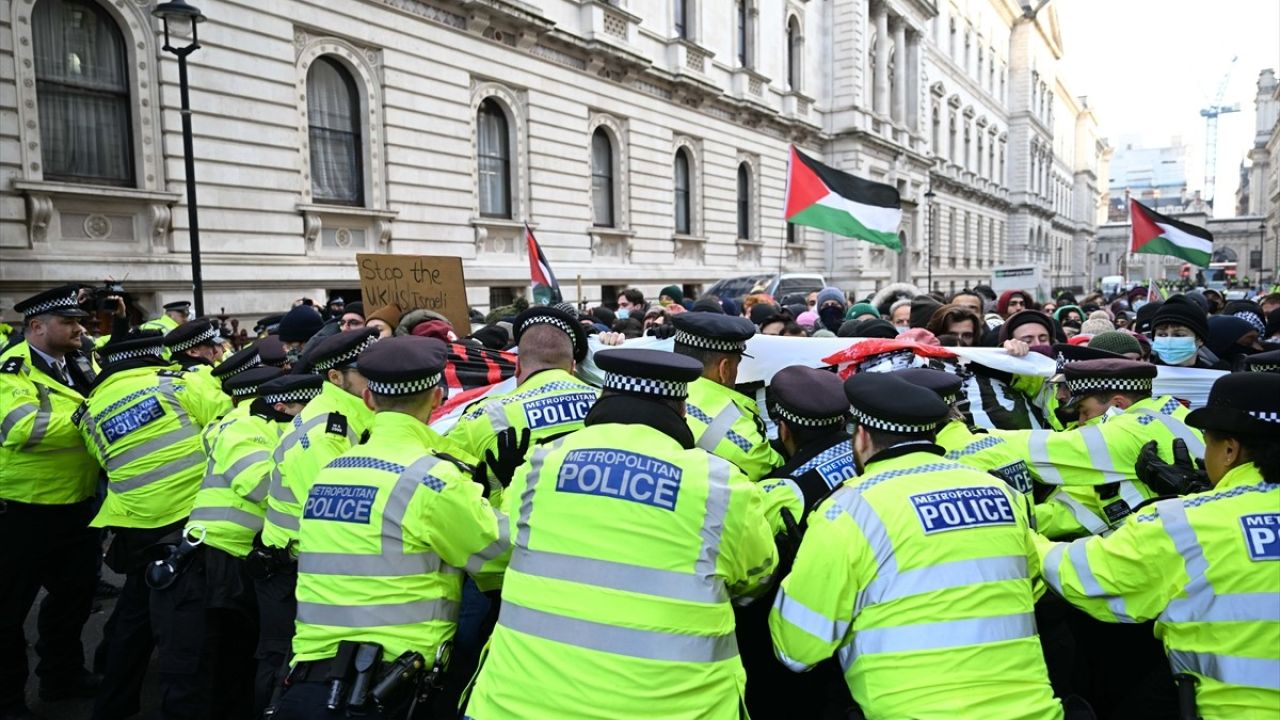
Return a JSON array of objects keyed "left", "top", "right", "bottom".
[
  {"left": 366, "top": 303, "right": 403, "bottom": 328},
  {"left": 1134, "top": 300, "right": 1163, "bottom": 334},
  {"left": 909, "top": 296, "right": 943, "bottom": 329},
  {"left": 659, "top": 285, "right": 684, "bottom": 302},
  {"left": 1088, "top": 331, "right": 1143, "bottom": 358},
  {"left": 996, "top": 290, "right": 1033, "bottom": 316},
  {"left": 1182, "top": 291, "right": 1211, "bottom": 315},
  {"left": 1223, "top": 300, "right": 1266, "bottom": 335},
  {"left": 398, "top": 308, "right": 453, "bottom": 337},
  {"left": 749, "top": 302, "right": 780, "bottom": 326},
  {"left": 843, "top": 318, "right": 898, "bottom": 339},
  {"left": 796, "top": 310, "right": 819, "bottom": 329},
  {"left": 411, "top": 319, "right": 453, "bottom": 343},
  {"left": 1053, "top": 305, "right": 1084, "bottom": 322},
  {"left": 812, "top": 329, "right": 836, "bottom": 338},
  {"left": 692, "top": 297, "right": 724, "bottom": 314},
  {"left": 1151, "top": 295, "right": 1209, "bottom": 341},
  {"left": 815, "top": 287, "right": 847, "bottom": 309},
  {"left": 1207, "top": 315, "right": 1257, "bottom": 359},
  {"left": 278, "top": 305, "right": 324, "bottom": 343},
  {"left": 1079, "top": 318, "right": 1115, "bottom": 336},
  {"left": 999, "top": 310, "right": 1057, "bottom": 343},
  {"left": 845, "top": 302, "right": 880, "bottom": 320},
  {"left": 720, "top": 298, "right": 742, "bottom": 318},
  {"left": 469, "top": 324, "right": 509, "bottom": 350}
]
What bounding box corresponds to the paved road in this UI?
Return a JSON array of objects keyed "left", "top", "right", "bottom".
[{"left": 21, "top": 570, "right": 160, "bottom": 720}]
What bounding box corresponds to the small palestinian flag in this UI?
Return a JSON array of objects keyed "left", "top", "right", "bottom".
[
  {"left": 1130, "top": 199, "right": 1212, "bottom": 267},
  {"left": 526, "top": 224, "right": 562, "bottom": 305},
  {"left": 785, "top": 145, "right": 903, "bottom": 250}
]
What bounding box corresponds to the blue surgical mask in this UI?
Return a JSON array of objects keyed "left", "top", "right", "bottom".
[
  {"left": 1152, "top": 336, "right": 1197, "bottom": 365},
  {"left": 616, "top": 308, "right": 630, "bottom": 321}
]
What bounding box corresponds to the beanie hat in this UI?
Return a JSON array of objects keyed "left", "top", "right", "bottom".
[
  {"left": 845, "top": 302, "right": 880, "bottom": 320},
  {"left": 815, "top": 287, "right": 847, "bottom": 309},
  {"left": 1223, "top": 300, "right": 1266, "bottom": 334},
  {"left": 999, "top": 310, "right": 1056, "bottom": 343},
  {"left": 843, "top": 318, "right": 898, "bottom": 339},
  {"left": 812, "top": 329, "right": 836, "bottom": 338},
  {"left": 796, "top": 310, "right": 818, "bottom": 329},
  {"left": 1182, "top": 291, "right": 1211, "bottom": 314},
  {"left": 278, "top": 305, "right": 324, "bottom": 343},
  {"left": 411, "top": 319, "right": 453, "bottom": 343},
  {"left": 469, "top": 324, "right": 509, "bottom": 350},
  {"left": 1079, "top": 318, "right": 1114, "bottom": 336},
  {"left": 749, "top": 302, "right": 780, "bottom": 326},
  {"left": 1088, "top": 331, "right": 1143, "bottom": 357},
  {"left": 366, "top": 303, "right": 403, "bottom": 328},
  {"left": 1135, "top": 300, "right": 1163, "bottom": 334},
  {"left": 344, "top": 302, "right": 364, "bottom": 319},
  {"left": 659, "top": 285, "right": 683, "bottom": 302},
  {"left": 1053, "top": 305, "right": 1083, "bottom": 322},
  {"left": 1151, "top": 295, "right": 1209, "bottom": 341},
  {"left": 909, "top": 296, "right": 943, "bottom": 329},
  {"left": 691, "top": 297, "right": 724, "bottom": 314}
]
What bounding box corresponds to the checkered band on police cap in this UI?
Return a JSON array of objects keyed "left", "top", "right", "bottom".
[
  {"left": 229, "top": 382, "right": 266, "bottom": 399},
  {"left": 169, "top": 324, "right": 219, "bottom": 353},
  {"left": 262, "top": 385, "right": 323, "bottom": 405},
  {"left": 313, "top": 333, "right": 378, "bottom": 372},
  {"left": 1066, "top": 375, "right": 1153, "bottom": 397},
  {"left": 522, "top": 313, "right": 580, "bottom": 353},
  {"left": 365, "top": 371, "right": 443, "bottom": 397},
  {"left": 103, "top": 346, "right": 165, "bottom": 365},
  {"left": 1248, "top": 410, "right": 1280, "bottom": 423},
  {"left": 603, "top": 372, "right": 689, "bottom": 399},
  {"left": 673, "top": 330, "right": 746, "bottom": 354},
  {"left": 18, "top": 288, "right": 81, "bottom": 318},
  {"left": 769, "top": 401, "right": 847, "bottom": 428},
  {"left": 1248, "top": 362, "right": 1280, "bottom": 373},
  {"left": 849, "top": 404, "right": 941, "bottom": 433},
  {"left": 212, "top": 353, "right": 261, "bottom": 379}
]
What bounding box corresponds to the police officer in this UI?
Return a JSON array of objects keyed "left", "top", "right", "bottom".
[
  {"left": 467, "top": 348, "right": 778, "bottom": 719},
  {"left": 1244, "top": 348, "right": 1280, "bottom": 372},
  {"left": 1038, "top": 372, "right": 1280, "bottom": 718},
  {"left": 770, "top": 372, "right": 1063, "bottom": 719},
  {"left": 274, "top": 336, "right": 508, "bottom": 720},
  {"left": 78, "top": 331, "right": 231, "bottom": 720},
  {"left": 201, "top": 348, "right": 268, "bottom": 455},
  {"left": 448, "top": 305, "right": 596, "bottom": 471},
  {"left": 165, "top": 319, "right": 229, "bottom": 402},
  {"left": 762, "top": 365, "right": 854, "bottom": 513},
  {"left": 996, "top": 359, "right": 1205, "bottom": 538},
  {"left": 140, "top": 300, "right": 191, "bottom": 334},
  {"left": 210, "top": 344, "right": 261, "bottom": 387},
  {"left": 897, "top": 367, "right": 1037, "bottom": 497},
  {"left": 1, "top": 286, "right": 100, "bottom": 719},
  {"left": 256, "top": 328, "right": 379, "bottom": 705},
  {"left": 671, "top": 312, "right": 783, "bottom": 481}
]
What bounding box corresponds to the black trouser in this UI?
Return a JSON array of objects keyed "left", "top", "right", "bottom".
[
  {"left": 254, "top": 564, "right": 297, "bottom": 714},
  {"left": 93, "top": 522, "right": 182, "bottom": 720},
  {"left": 0, "top": 498, "right": 98, "bottom": 712},
  {"left": 150, "top": 545, "right": 258, "bottom": 720}
]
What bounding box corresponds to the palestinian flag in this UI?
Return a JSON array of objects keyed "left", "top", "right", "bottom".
[
  {"left": 526, "top": 224, "right": 562, "bottom": 305},
  {"left": 785, "top": 145, "right": 903, "bottom": 250},
  {"left": 1129, "top": 199, "right": 1212, "bottom": 267}
]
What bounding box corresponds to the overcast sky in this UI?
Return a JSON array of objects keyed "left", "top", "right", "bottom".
[{"left": 1055, "top": 0, "right": 1280, "bottom": 216}]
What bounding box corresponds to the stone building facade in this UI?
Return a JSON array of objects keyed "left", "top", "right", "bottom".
[{"left": 0, "top": 0, "right": 1105, "bottom": 317}]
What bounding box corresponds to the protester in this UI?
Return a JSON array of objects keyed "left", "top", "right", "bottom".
[{"left": 925, "top": 304, "right": 982, "bottom": 346}]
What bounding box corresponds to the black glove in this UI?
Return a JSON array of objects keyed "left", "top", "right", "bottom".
[
  {"left": 1136, "top": 439, "right": 1210, "bottom": 496},
  {"left": 649, "top": 323, "right": 676, "bottom": 340},
  {"left": 470, "top": 462, "right": 493, "bottom": 499},
  {"left": 485, "top": 427, "right": 531, "bottom": 489}
]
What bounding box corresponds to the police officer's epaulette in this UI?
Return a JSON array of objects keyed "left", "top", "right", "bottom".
[
  {"left": 156, "top": 369, "right": 186, "bottom": 378},
  {"left": 325, "top": 412, "right": 349, "bottom": 437},
  {"left": 0, "top": 356, "right": 23, "bottom": 374},
  {"left": 432, "top": 452, "right": 474, "bottom": 475},
  {"left": 459, "top": 397, "right": 491, "bottom": 421},
  {"left": 72, "top": 402, "right": 88, "bottom": 426}
]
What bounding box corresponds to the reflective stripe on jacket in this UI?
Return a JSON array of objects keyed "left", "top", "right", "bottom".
[{"left": 684, "top": 377, "right": 783, "bottom": 482}]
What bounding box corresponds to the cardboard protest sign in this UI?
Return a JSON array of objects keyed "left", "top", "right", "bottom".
[{"left": 356, "top": 253, "right": 472, "bottom": 337}]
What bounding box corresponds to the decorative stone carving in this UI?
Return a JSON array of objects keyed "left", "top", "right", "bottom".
[
  {"left": 334, "top": 227, "right": 353, "bottom": 248},
  {"left": 149, "top": 203, "right": 172, "bottom": 248},
  {"left": 737, "top": 240, "right": 764, "bottom": 265},
  {"left": 84, "top": 214, "right": 112, "bottom": 240},
  {"left": 303, "top": 212, "right": 322, "bottom": 250},
  {"left": 25, "top": 194, "right": 53, "bottom": 247},
  {"left": 674, "top": 235, "right": 706, "bottom": 264},
  {"left": 375, "top": 218, "right": 393, "bottom": 246}
]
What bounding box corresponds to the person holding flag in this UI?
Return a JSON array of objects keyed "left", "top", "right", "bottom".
[{"left": 526, "top": 224, "right": 562, "bottom": 306}]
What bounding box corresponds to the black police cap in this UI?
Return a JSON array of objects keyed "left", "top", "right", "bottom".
[
  {"left": 843, "top": 372, "right": 949, "bottom": 434},
  {"left": 1052, "top": 342, "right": 1123, "bottom": 373},
  {"left": 1186, "top": 372, "right": 1280, "bottom": 437},
  {"left": 1062, "top": 358, "right": 1156, "bottom": 399},
  {"left": 222, "top": 366, "right": 283, "bottom": 399},
  {"left": 894, "top": 368, "right": 964, "bottom": 406},
  {"left": 767, "top": 365, "right": 849, "bottom": 427},
  {"left": 1245, "top": 349, "right": 1280, "bottom": 374},
  {"left": 211, "top": 345, "right": 262, "bottom": 380},
  {"left": 163, "top": 301, "right": 192, "bottom": 312},
  {"left": 596, "top": 348, "right": 703, "bottom": 399},
  {"left": 514, "top": 306, "right": 587, "bottom": 363},
  {"left": 670, "top": 312, "right": 756, "bottom": 355},
  {"left": 258, "top": 373, "right": 325, "bottom": 405},
  {"left": 255, "top": 313, "right": 285, "bottom": 335},
  {"left": 304, "top": 328, "right": 379, "bottom": 372},
  {"left": 14, "top": 284, "right": 88, "bottom": 319},
  {"left": 256, "top": 336, "right": 288, "bottom": 367},
  {"left": 100, "top": 331, "right": 166, "bottom": 365},
  {"left": 359, "top": 335, "right": 449, "bottom": 396},
  {"left": 165, "top": 319, "right": 221, "bottom": 353}
]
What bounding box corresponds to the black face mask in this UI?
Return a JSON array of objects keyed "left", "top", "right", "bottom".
[
  {"left": 1054, "top": 405, "right": 1079, "bottom": 427},
  {"left": 819, "top": 305, "right": 845, "bottom": 332}
]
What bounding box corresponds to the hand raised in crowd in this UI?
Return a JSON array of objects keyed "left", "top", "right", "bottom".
[
  {"left": 598, "top": 331, "right": 627, "bottom": 346},
  {"left": 1001, "top": 338, "right": 1030, "bottom": 357},
  {"left": 485, "top": 426, "right": 531, "bottom": 489},
  {"left": 1135, "top": 438, "right": 1210, "bottom": 496}
]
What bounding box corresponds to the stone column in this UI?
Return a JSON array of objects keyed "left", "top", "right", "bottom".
[
  {"left": 873, "top": 3, "right": 889, "bottom": 116},
  {"left": 891, "top": 18, "right": 907, "bottom": 124}
]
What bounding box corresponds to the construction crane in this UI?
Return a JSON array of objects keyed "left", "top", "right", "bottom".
[{"left": 1201, "top": 55, "right": 1240, "bottom": 207}]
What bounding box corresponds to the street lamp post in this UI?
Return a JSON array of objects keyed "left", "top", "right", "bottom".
[
  {"left": 153, "top": 1, "right": 207, "bottom": 316},
  {"left": 924, "top": 186, "right": 936, "bottom": 293}
]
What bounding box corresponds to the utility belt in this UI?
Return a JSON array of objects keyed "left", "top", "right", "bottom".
[
  {"left": 266, "top": 640, "right": 451, "bottom": 718},
  {"left": 144, "top": 525, "right": 206, "bottom": 589},
  {"left": 245, "top": 533, "right": 297, "bottom": 580}
]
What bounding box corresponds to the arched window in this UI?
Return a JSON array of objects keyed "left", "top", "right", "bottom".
[
  {"left": 736, "top": 163, "right": 751, "bottom": 240},
  {"left": 477, "top": 98, "right": 512, "bottom": 218},
  {"left": 786, "top": 17, "right": 802, "bottom": 91},
  {"left": 32, "top": 0, "right": 133, "bottom": 185},
  {"left": 674, "top": 149, "right": 692, "bottom": 235},
  {"left": 591, "top": 128, "right": 614, "bottom": 228},
  {"left": 307, "top": 56, "right": 363, "bottom": 205}
]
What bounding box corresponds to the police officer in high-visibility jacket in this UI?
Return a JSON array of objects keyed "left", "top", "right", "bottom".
[
  {"left": 165, "top": 319, "right": 228, "bottom": 405},
  {"left": 670, "top": 312, "right": 782, "bottom": 481},
  {"left": 467, "top": 348, "right": 778, "bottom": 719},
  {"left": 770, "top": 372, "right": 1063, "bottom": 720},
  {"left": 996, "top": 359, "right": 1205, "bottom": 539},
  {"left": 274, "top": 336, "right": 509, "bottom": 720},
  {"left": 140, "top": 300, "right": 191, "bottom": 335},
  {"left": 448, "top": 306, "right": 596, "bottom": 475},
  {"left": 1037, "top": 372, "right": 1280, "bottom": 719},
  {"left": 897, "top": 367, "right": 1037, "bottom": 498},
  {"left": 255, "top": 328, "right": 379, "bottom": 703},
  {"left": 1, "top": 286, "right": 101, "bottom": 718},
  {"left": 202, "top": 345, "right": 265, "bottom": 454},
  {"left": 78, "top": 331, "right": 231, "bottom": 720}
]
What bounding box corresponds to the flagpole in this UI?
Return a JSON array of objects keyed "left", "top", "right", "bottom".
[{"left": 576, "top": 274, "right": 583, "bottom": 310}]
